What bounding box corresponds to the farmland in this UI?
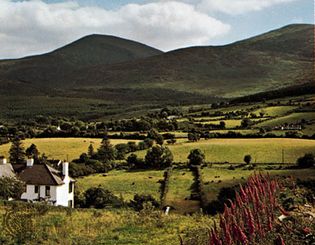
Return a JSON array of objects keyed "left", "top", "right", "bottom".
[
  {"left": 134, "top": 138, "right": 315, "bottom": 164},
  {"left": 0, "top": 138, "right": 139, "bottom": 161}
]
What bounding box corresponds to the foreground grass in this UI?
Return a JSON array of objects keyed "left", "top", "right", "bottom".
[
  {"left": 136, "top": 138, "right": 315, "bottom": 163},
  {"left": 0, "top": 202, "right": 212, "bottom": 245},
  {"left": 0, "top": 138, "right": 139, "bottom": 161}
]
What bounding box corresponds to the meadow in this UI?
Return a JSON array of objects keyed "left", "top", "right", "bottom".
[
  {"left": 0, "top": 138, "right": 139, "bottom": 161},
  {"left": 0, "top": 201, "right": 213, "bottom": 245},
  {"left": 77, "top": 170, "right": 163, "bottom": 200},
  {"left": 134, "top": 138, "right": 315, "bottom": 163}
]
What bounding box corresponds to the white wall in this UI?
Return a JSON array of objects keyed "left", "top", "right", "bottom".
[
  {"left": 21, "top": 181, "right": 74, "bottom": 207},
  {"left": 56, "top": 176, "right": 74, "bottom": 207}
]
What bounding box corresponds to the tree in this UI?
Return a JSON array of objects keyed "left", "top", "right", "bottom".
[
  {"left": 219, "top": 121, "right": 226, "bottom": 129},
  {"left": 241, "top": 119, "right": 253, "bottom": 128},
  {"left": 96, "top": 138, "right": 116, "bottom": 162},
  {"left": 25, "top": 144, "right": 40, "bottom": 163},
  {"left": 297, "top": 153, "right": 315, "bottom": 168},
  {"left": 188, "top": 132, "right": 201, "bottom": 142},
  {"left": 129, "top": 194, "right": 159, "bottom": 211},
  {"left": 188, "top": 149, "right": 205, "bottom": 167},
  {"left": 84, "top": 187, "right": 124, "bottom": 208},
  {"left": 88, "top": 144, "right": 94, "bottom": 158},
  {"left": 145, "top": 145, "right": 173, "bottom": 169},
  {"left": 0, "top": 177, "right": 25, "bottom": 200},
  {"left": 244, "top": 155, "right": 252, "bottom": 165},
  {"left": 9, "top": 137, "right": 26, "bottom": 164},
  {"left": 147, "top": 129, "right": 164, "bottom": 145},
  {"left": 127, "top": 154, "right": 144, "bottom": 169},
  {"left": 115, "top": 143, "right": 129, "bottom": 160}
]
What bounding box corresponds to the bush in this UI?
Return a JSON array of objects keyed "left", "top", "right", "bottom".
[
  {"left": 0, "top": 177, "right": 25, "bottom": 200},
  {"left": 129, "top": 194, "right": 159, "bottom": 211},
  {"left": 84, "top": 187, "right": 124, "bottom": 209},
  {"left": 297, "top": 153, "right": 315, "bottom": 168}
]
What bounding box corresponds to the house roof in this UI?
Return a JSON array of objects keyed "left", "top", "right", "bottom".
[
  {"left": 0, "top": 164, "right": 15, "bottom": 178},
  {"left": 12, "top": 164, "right": 65, "bottom": 186}
]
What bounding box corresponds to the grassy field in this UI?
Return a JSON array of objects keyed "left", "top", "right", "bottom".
[
  {"left": 251, "top": 106, "right": 297, "bottom": 117},
  {"left": 77, "top": 170, "right": 163, "bottom": 200},
  {"left": 0, "top": 201, "right": 213, "bottom": 245},
  {"left": 0, "top": 138, "right": 139, "bottom": 161},
  {"left": 165, "top": 169, "right": 199, "bottom": 213},
  {"left": 201, "top": 167, "right": 315, "bottom": 204},
  {"left": 255, "top": 112, "right": 315, "bottom": 127},
  {"left": 136, "top": 138, "right": 315, "bottom": 164}
]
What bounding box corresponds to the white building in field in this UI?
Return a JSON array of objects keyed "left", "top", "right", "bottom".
[{"left": 0, "top": 158, "right": 75, "bottom": 208}]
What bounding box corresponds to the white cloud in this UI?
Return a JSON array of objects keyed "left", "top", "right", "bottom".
[
  {"left": 197, "top": 0, "right": 297, "bottom": 15},
  {"left": 0, "top": 0, "right": 230, "bottom": 58}
]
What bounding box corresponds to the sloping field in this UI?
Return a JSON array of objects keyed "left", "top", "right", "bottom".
[
  {"left": 0, "top": 138, "right": 139, "bottom": 161},
  {"left": 255, "top": 112, "right": 315, "bottom": 127},
  {"left": 136, "top": 138, "right": 315, "bottom": 163},
  {"left": 77, "top": 170, "right": 163, "bottom": 200}
]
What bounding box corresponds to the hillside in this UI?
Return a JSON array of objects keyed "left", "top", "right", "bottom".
[
  {"left": 0, "top": 24, "right": 313, "bottom": 120},
  {"left": 0, "top": 35, "right": 163, "bottom": 93}
]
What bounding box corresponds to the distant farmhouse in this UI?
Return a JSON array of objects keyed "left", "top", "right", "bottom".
[{"left": 0, "top": 158, "right": 75, "bottom": 207}]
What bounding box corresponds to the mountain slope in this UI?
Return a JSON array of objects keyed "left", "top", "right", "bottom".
[
  {"left": 0, "top": 24, "right": 313, "bottom": 120},
  {"left": 0, "top": 35, "right": 163, "bottom": 91},
  {"left": 68, "top": 24, "right": 314, "bottom": 97}
]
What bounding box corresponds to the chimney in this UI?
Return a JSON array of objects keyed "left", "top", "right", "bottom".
[
  {"left": 62, "top": 162, "right": 69, "bottom": 177},
  {"left": 0, "top": 158, "right": 7, "bottom": 165},
  {"left": 27, "top": 158, "right": 34, "bottom": 167}
]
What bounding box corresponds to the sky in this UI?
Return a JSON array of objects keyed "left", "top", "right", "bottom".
[{"left": 0, "top": 0, "right": 313, "bottom": 59}]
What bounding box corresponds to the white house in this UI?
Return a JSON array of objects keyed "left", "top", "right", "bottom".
[{"left": 0, "top": 158, "right": 75, "bottom": 208}]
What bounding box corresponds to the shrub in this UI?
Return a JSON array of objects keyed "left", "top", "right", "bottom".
[
  {"left": 84, "top": 187, "right": 124, "bottom": 209},
  {"left": 129, "top": 194, "right": 159, "bottom": 211},
  {"left": 297, "top": 153, "right": 315, "bottom": 168},
  {"left": 0, "top": 177, "right": 25, "bottom": 200}
]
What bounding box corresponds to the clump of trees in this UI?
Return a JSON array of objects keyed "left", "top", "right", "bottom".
[
  {"left": 75, "top": 187, "right": 159, "bottom": 211},
  {"left": 297, "top": 153, "right": 314, "bottom": 168},
  {"left": 145, "top": 145, "right": 173, "bottom": 169}
]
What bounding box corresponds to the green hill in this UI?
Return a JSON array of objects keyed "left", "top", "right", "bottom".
[{"left": 0, "top": 24, "right": 313, "bottom": 120}]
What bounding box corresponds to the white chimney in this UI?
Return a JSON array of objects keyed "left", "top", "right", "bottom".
[
  {"left": 0, "top": 158, "right": 7, "bottom": 165},
  {"left": 27, "top": 158, "right": 34, "bottom": 167},
  {"left": 62, "top": 162, "right": 69, "bottom": 177}
]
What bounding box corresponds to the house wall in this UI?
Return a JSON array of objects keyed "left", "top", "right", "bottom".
[
  {"left": 56, "top": 176, "right": 74, "bottom": 207},
  {"left": 21, "top": 185, "right": 58, "bottom": 204}
]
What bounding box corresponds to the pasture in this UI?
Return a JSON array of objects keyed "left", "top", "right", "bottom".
[
  {"left": 0, "top": 138, "right": 139, "bottom": 161},
  {"left": 135, "top": 138, "right": 315, "bottom": 164},
  {"left": 77, "top": 170, "right": 163, "bottom": 200}
]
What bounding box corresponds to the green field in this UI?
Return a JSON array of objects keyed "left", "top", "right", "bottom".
[
  {"left": 77, "top": 170, "right": 163, "bottom": 200},
  {"left": 252, "top": 106, "right": 297, "bottom": 117},
  {"left": 0, "top": 201, "right": 212, "bottom": 245},
  {"left": 0, "top": 138, "right": 139, "bottom": 161},
  {"left": 256, "top": 112, "right": 315, "bottom": 127},
  {"left": 136, "top": 138, "right": 315, "bottom": 164}
]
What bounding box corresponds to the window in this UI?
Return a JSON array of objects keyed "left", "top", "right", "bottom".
[
  {"left": 34, "top": 186, "right": 39, "bottom": 194},
  {"left": 69, "top": 182, "right": 73, "bottom": 193},
  {"left": 45, "top": 186, "right": 50, "bottom": 196}
]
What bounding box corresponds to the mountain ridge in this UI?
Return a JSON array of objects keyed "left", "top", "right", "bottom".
[{"left": 0, "top": 23, "right": 313, "bottom": 120}]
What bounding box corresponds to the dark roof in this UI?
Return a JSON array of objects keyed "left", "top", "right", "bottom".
[{"left": 12, "top": 164, "right": 64, "bottom": 186}]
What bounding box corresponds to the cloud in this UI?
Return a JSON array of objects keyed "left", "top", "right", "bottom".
[
  {"left": 0, "top": 0, "right": 230, "bottom": 58},
  {"left": 197, "top": 0, "right": 297, "bottom": 15}
]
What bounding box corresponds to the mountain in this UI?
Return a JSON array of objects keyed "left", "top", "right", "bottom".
[
  {"left": 67, "top": 24, "right": 313, "bottom": 98},
  {"left": 0, "top": 35, "right": 163, "bottom": 92},
  {"left": 0, "top": 24, "right": 313, "bottom": 120}
]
